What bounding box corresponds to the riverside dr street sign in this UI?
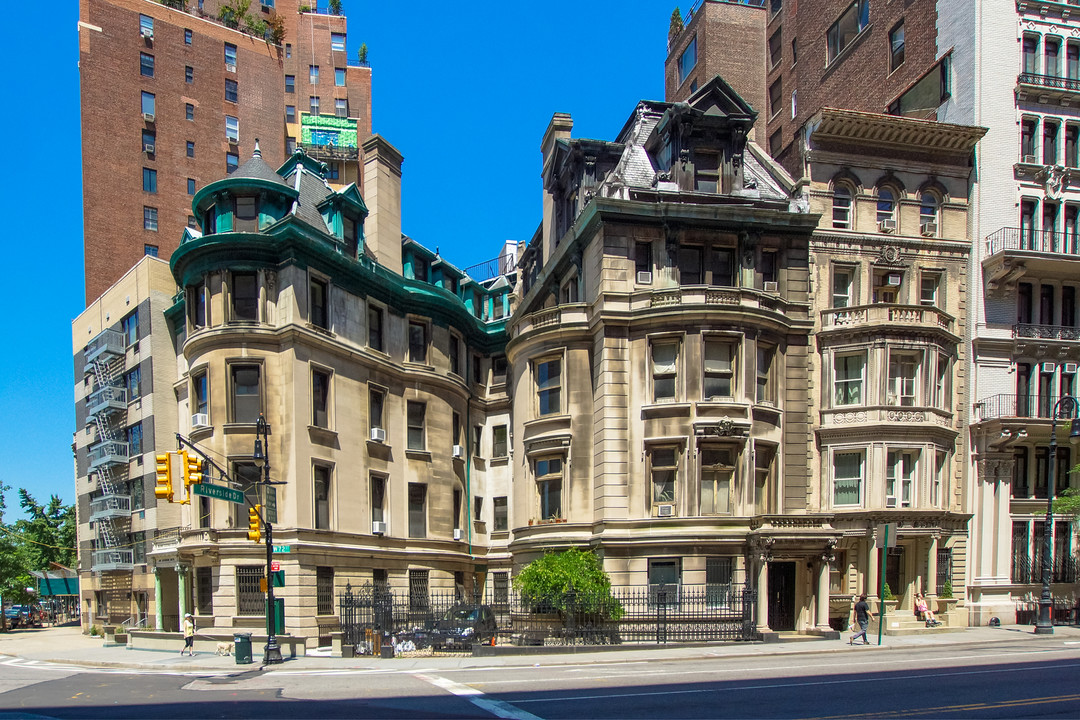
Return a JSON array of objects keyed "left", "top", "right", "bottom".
[{"left": 191, "top": 483, "right": 245, "bottom": 504}]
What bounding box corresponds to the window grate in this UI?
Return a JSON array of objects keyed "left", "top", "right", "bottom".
[
  {"left": 317, "top": 567, "right": 334, "bottom": 615},
  {"left": 236, "top": 566, "right": 264, "bottom": 616}
]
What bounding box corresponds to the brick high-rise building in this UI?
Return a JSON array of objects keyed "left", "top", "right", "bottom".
[{"left": 79, "top": 0, "right": 372, "bottom": 304}]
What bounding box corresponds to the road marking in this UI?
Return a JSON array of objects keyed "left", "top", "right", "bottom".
[
  {"left": 414, "top": 673, "right": 544, "bottom": 720},
  {"left": 805, "top": 693, "right": 1080, "bottom": 718}
]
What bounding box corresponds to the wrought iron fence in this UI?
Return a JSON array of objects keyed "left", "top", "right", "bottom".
[
  {"left": 975, "top": 394, "right": 1066, "bottom": 421},
  {"left": 985, "top": 227, "right": 1080, "bottom": 256},
  {"left": 339, "top": 582, "right": 757, "bottom": 654},
  {"left": 1015, "top": 597, "right": 1078, "bottom": 625},
  {"left": 1017, "top": 73, "right": 1080, "bottom": 92}
]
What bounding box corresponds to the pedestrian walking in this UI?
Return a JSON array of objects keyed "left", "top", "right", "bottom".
[
  {"left": 849, "top": 593, "right": 872, "bottom": 645},
  {"left": 181, "top": 613, "right": 195, "bottom": 656}
]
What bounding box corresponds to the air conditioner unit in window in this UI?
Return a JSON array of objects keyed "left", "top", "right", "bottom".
[
  {"left": 371, "top": 521, "right": 386, "bottom": 535},
  {"left": 453, "top": 529, "right": 464, "bottom": 541},
  {"left": 369, "top": 427, "right": 386, "bottom": 443},
  {"left": 228, "top": 136, "right": 239, "bottom": 145},
  {"left": 886, "top": 496, "right": 897, "bottom": 508},
  {"left": 225, "top": 63, "right": 237, "bottom": 73},
  {"left": 1065, "top": 362, "right": 1078, "bottom": 374},
  {"left": 1022, "top": 154, "right": 1038, "bottom": 164},
  {"left": 921, "top": 221, "right": 938, "bottom": 237},
  {"left": 452, "top": 444, "right": 464, "bottom": 459},
  {"left": 191, "top": 413, "right": 210, "bottom": 428},
  {"left": 763, "top": 281, "right": 779, "bottom": 293},
  {"left": 637, "top": 270, "right": 653, "bottom": 285},
  {"left": 140, "top": 28, "right": 153, "bottom": 39},
  {"left": 143, "top": 143, "right": 156, "bottom": 154},
  {"left": 886, "top": 273, "right": 902, "bottom": 286},
  {"left": 656, "top": 504, "right": 675, "bottom": 517},
  {"left": 878, "top": 219, "right": 897, "bottom": 233},
  {"left": 142, "top": 112, "right": 155, "bottom": 123},
  {"left": 1042, "top": 362, "right": 1058, "bottom": 373}
]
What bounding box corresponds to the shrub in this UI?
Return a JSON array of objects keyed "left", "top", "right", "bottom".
[
  {"left": 939, "top": 580, "right": 953, "bottom": 599},
  {"left": 513, "top": 548, "right": 624, "bottom": 620},
  {"left": 882, "top": 582, "right": 894, "bottom": 601}
]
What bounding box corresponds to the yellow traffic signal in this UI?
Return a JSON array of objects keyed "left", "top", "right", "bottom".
[
  {"left": 248, "top": 505, "right": 262, "bottom": 543},
  {"left": 183, "top": 451, "right": 203, "bottom": 488},
  {"left": 154, "top": 453, "right": 174, "bottom": 502}
]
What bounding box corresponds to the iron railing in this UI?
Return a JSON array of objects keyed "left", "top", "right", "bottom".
[
  {"left": 1015, "top": 597, "right": 1078, "bottom": 625},
  {"left": 83, "top": 329, "right": 124, "bottom": 370},
  {"left": 338, "top": 582, "right": 757, "bottom": 654},
  {"left": 88, "top": 441, "right": 130, "bottom": 468},
  {"left": 1017, "top": 72, "right": 1080, "bottom": 92},
  {"left": 300, "top": 142, "right": 359, "bottom": 161},
  {"left": 985, "top": 227, "right": 1080, "bottom": 257},
  {"left": 86, "top": 385, "right": 128, "bottom": 418},
  {"left": 1013, "top": 553, "right": 1035, "bottom": 584},
  {"left": 88, "top": 494, "right": 131, "bottom": 521},
  {"left": 974, "top": 394, "right": 1067, "bottom": 421},
  {"left": 1014, "top": 323, "right": 1080, "bottom": 341},
  {"left": 91, "top": 549, "right": 134, "bottom": 572},
  {"left": 463, "top": 253, "right": 517, "bottom": 284},
  {"left": 1054, "top": 555, "right": 1079, "bottom": 584}
]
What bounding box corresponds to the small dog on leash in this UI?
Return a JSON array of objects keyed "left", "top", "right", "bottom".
[{"left": 215, "top": 641, "right": 233, "bottom": 656}]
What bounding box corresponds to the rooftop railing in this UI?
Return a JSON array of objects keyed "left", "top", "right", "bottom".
[{"left": 985, "top": 227, "right": 1080, "bottom": 257}]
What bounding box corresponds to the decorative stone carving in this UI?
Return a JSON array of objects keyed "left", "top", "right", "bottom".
[
  {"left": 878, "top": 245, "right": 903, "bottom": 265},
  {"left": 834, "top": 411, "right": 868, "bottom": 424},
  {"left": 822, "top": 539, "right": 837, "bottom": 563},
  {"left": 886, "top": 410, "right": 926, "bottom": 422}
]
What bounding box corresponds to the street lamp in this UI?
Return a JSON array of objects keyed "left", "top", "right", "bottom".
[
  {"left": 1035, "top": 395, "right": 1080, "bottom": 635},
  {"left": 254, "top": 414, "right": 283, "bottom": 663}
]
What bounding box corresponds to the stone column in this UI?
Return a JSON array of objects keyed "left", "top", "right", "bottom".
[
  {"left": 756, "top": 557, "right": 770, "bottom": 632},
  {"left": 177, "top": 565, "right": 190, "bottom": 622},
  {"left": 817, "top": 559, "right": 831, "bottom": 629},
  {"left": 927, "top": 536, "right": 939, "bottom": 597},
  {"left": 154, "top": 568, "right": 163, "bottom": 631}
]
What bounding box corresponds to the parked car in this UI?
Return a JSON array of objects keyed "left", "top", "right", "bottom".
[
  {"left": 9, "top": 605, "right": 43, "bottom": 628},
  {"left": 3, "top": 607, "right": 23, "bottom": 629},
  {"left": 430, "top": 604, "right": 497, "bottom": 650}
]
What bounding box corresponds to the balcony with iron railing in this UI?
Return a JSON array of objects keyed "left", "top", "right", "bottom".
[
  {"left": 91, "top": 548, "right": 134, "bottom": 572},
  {"left": 985, "top": 227, "right": 1080, "bottom": 258},
  {"left": 1017, "top": 72, "right": 1080, "bottom": 104},
  {"left": 463, "top": 253, "right": 517, "bottom": 284},
  {"left": 88, "top": 494, "right": 132, "bottom": 521},
  {"left": 1013, "top": 323, "right": 1080, "bottom": 342},
  {"left": 973, "top": 394, "right": 1069, "bottom": 422},
  {"left": 300, "top": 141, "right": 359, "bottom": 161},
  {"left": 88, "top": 440, "right": 130, "bottom": 469},
  {"left": 83, "top": 328, "right": 125, "bottom": 372},
  {"left": 86, "top": 385, "right": 128, "bottom": 420}
]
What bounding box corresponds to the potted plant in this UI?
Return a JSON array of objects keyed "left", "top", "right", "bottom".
[{"left": 936, "top": 580, "right": 958, "bottom": 615}]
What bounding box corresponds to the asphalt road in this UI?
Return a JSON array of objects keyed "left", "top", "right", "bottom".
[{"left": 1, "top": 637, "right": 1079, "bottom": 719}]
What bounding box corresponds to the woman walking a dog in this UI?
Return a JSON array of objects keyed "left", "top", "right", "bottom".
[{"left": 181, "top": 613, "right": 195, "bottom": 656}]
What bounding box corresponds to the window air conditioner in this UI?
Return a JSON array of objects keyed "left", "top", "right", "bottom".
[
  {"left": 637, "top": 271, "right": 653, "bottom": 285},
  {"left": 452, "top": 444, "right": 464, "bottom": 459},
  {"left": 921, "top": 222, "right": 937, "bottom": 237},
  {"left": 453, "top": 529, "right": 464, "bottom": 541},
  {"left": 191, "top": 413, "right": 210, "bottom": 428},
  {"left": 656, "top": 504, "right": 675, "bottom": 517},
  {"left": 1042, "top": 362, "right": 1058, "bottom": 373},
  {"left": 886, "top": 273, "right": 902, "bottom": 286},
  {"left": 142, "top": 113, "right": 155, "bottom": 123},
  {"left": 1065, "top": 363, "right": 1078, "bottom": 374},
  {"left": 886, "top": 496, "right": 898, "bottom": 508},
  {"left": 369, "top": 427, "right": 386, "bottom": 443},
  {"left": 763, "top": 281, "right": 779, "bottom": 293},
  {"left": 371, "top": 521, "right": 386, "bottom": 535},
  {"left": 226, "top": 63, "right": 237, "bottom": 73},
  {"left": 228, "top": 136, "right": 239, "bottom": 145},
  {"left": 878, "top": 219, "right": 897, "bottom": 233},
  {"left": 140, "top": 28, "right": 153, "bottom": 39},
  {"left": 1022, "top": 154, "right": 1038, "bottom": 164},
  {"left": 143, "top": 143, "right": 156, "bottom": 154}
]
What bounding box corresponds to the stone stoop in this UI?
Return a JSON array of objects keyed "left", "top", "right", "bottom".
[{"left": 880, "top": 617, "right": 965, "bottom": 636}]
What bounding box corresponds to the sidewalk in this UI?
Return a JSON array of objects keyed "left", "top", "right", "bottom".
[{"left": 1, "top": 623, "right": 1078, "bottom": 674}]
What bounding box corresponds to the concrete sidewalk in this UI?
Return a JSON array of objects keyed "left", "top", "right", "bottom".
[{"left": 1, "top": 623, "right": 1078, "bottom": 674}]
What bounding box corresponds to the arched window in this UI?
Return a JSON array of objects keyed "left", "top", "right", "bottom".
[
  {"left": 832, "top": 185, "right": 853, "bottom": 229},
  {"left": 919, "top": 192, "right": 939, "bottom": 234},
  {"left": 877, "top": 187, "right": 897, "bottom": 224}
]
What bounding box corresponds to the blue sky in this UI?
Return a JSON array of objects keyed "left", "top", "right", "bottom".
[{"left": 0, "top": 0, "right": 676, "bottom": 516}]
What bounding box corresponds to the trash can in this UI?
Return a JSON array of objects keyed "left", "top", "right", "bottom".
[{"left": 234, "top": 632, "right": 253, "bottom": 665}]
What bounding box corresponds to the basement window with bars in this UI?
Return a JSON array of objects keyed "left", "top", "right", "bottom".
[
  {"left": 316, "top": 567, "right": 334, "bottom": 615},
  {"left": 236, "top": 566, "right": 264, "bottom": 615}
]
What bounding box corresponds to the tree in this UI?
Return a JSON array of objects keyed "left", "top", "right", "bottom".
[
  {"left": 0, "top": 484, "right": 77, "bottom": 607},
  {"left": 329, "top": 0, "right": 343, "bottom": 15},
  {"left": 513, "top": 547, "right": 623, "bottom": 619},
  {"left": 218, "top": 0, "right": 252, "bottom": 30},
  {"left": 668, "top": 7, "right": 684, "bottom": 44},
  {"left": 267, "top": 13, "right": 287, "bottom": 45},
  {"left": 1053, "top": 486, "right": 1080, "bottom": 517},
  {"left": 357, "top": 43, "right": 369, "bottom": 66}
]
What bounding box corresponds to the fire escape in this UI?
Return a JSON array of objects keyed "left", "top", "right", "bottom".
[{"left": 83, "top": 328, "right": 134, "bottom": 572}]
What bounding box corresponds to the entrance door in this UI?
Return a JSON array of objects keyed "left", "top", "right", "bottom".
[
  {"left": 886, "top": 547, "right": 904, "bottom": 598},
  {"left": 768, "top": 562, "right": 797, "bottom": 631}
]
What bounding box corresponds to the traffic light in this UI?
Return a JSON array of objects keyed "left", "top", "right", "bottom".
[
  {"left": 182, "top": 451, "right": 203, "bottom": 489},
  {"left": 154, "top": 452, "right": 174, "bottom": 502},
  {"left": 248, "top": 505, "right": 262, "bottom": 543}
]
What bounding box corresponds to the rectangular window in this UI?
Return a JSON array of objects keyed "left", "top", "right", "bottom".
[
  {"left": 756, "top": 345, "right": 775, "bottom": 404},
  {"left": 125, "top": 367, "right": 142, "bottom": 400},
  {"left": 537, "top": 457, "right": 563, "bottom": 519},
  {"left": 312, "top": 367, "right": 330, "bottom": 428},
  {"left": 141, "top": 91, "right": 155, "bottom": 116},
  {"left": 143, "top": 129, "right": 156, "bottom": 150},
  {"left": 886, "top": 449, "right": 918, "bottom": 508},
  {"left": 143, "top": 206, "right": 158, "bottom": 231},
  {"left": 371, "top": 474, "right": 385, "bottom": 524},
  {"left": 888, "top": 352, "right": 919, "bottom": 406},
  {"left": 760, "top": 250, "right": 778, "bottom": 285},
  {"left": 232, "top": 271, "right": 258, "bottom": 321},
  {"left": 1067, "top": 125, "right": 1079, "bottom": 168},
  {"left": 310, "top": 65, "right": 320, "bottom": 85},
  {"left": 224, "top": 43, "right": 237, "bottom": 71},
  {"left": 493, "top": 496, "right": 508, "bottom": 531},
  {"left": 700, "top": 447, "right": 735, "bottom": 515},
  {"left": 236, "top": 566, "right": 263, "bottom": 616},
  {"left": 335, "top": 67, "right": 346, "bottom": 86},
  {"left": 144, "top": 244, "right": 158, "bottom": 257},
  {"left": 368, "top": 305, "right": 384, "bottom": 351},
  {"left": 285, "top": 75, "right": 295, "bottom": 93},
  {"left": 1024, "top": 35, "right": 1040, "bottom": 75},
  {"left": 185, "top": 65, "right": 193, "bottom": 83},
  {"left": 651, "top": 447, "right": 678, "bottom": 507},
  {"left": 187, "top": 141, "right": 195, "bottom": 158},
  {"left": 834, "top": 353, "right": 865, "bottom": 406},
  {"left": 832, "top": 266, "right": 853, "bottom": 307},
  {"left": 473, "top": 423, "right": 483, "bottom": 456},
  {"left": 331, "top": 32, "right": 346, "bottom": 51},
  {"left": 122, "top": 311, "right": 139, "bottom": 346},
  {"left": 225, "top": 78, "right": 238, "bottom": 103},
  {"left": 768, "top": 29, "right": 783, "bottom": 68},
  {"left": 920, "top": 273, "right": 940, "bottom": 307},
  {"left": 408, "top": 321, "right": 427, "bottom": 363},
  {"left": 225, "top": 115, "right": 239, "bottom": 142},
  {"left": 889, "top": 21, "right": 905, "bottom": 71},
  {"left": 231, "top": 364, "right": 261, "bottom": 423},
  {"left": 368, "top": 387, "right": 384, "bottom": 432},
  {"left": 140, "top": 52, "right": 154, "bottom": 77},
  {"left": 448, "top": 335, "right": 461, "bottom": 376},
  {"left": 335, "top": 98, "right": 347, "bottom": 117},
  {"left": 1070, "top": 41, "right": 1080, "bottom": 79},
  {"left": 408, "top": 483, "right": 427, "bottom": 538},
  {"left": 310, "top": 277, "right": 328, "bottom": 329},
  {"left": 709, "top": 247, "right": 735, "bottom": 286},
  {"left": 310, "top": 96, "right": 320, "bottom": 116},
  {"left": 536, "top": 358, "right": 562, "bottom": 415},
  {"left": 1022, "top": 118, "right": 1038, "bottom": 161},
  {"left": 285, "top": 105, "right": 296, "bottom": 124},
  {"left": 195, "top": 567, "right": 212, "bottom": 614},
  {"left": 407, "top": 401, "right": 426, "bottom": 451},
  {"left": 313, "top": 465, "right": 331, "bottom": 529},
  {"left": 125, "top": 422, "right": 143, "bottom": 455},
  {"left": 679, "top": 246, "right": 703, "bottom": 285},
  {"left": 636, "top": 241, "right": 652, "bottom": 279},
  {"left": 934, "top": 352, "right": 952, "bottom": 409},
  {"left": 769, "top": 79, "right": 783, "bottom": 119},
  {"left": 192, "top": 370, "right": 208, "bottom": 415},
  {"left": 652, "top": 340, "right": 679, "bottom": 402},
  {"left": 493, "top": 425, "right": 508, "bottom": 458},
  {"left": 678, "top": 35, "right": 697, "bottom": 84},
  {"left": 706, "top": 557, "right": 735, "bottom": 606},
  {"left": 316, "top": 567, "right": 334, "bottom": 615},
  {"left": 649, "top": 559, "right": 681, "bottom": 606},
  {"left": 409, "top": 569, "right": 429, "bottom": 611},
  {"left": 933, "top": 450, "right": 948, "bottom": 508},
  {"left": 142, "top": 167, "right": 157, "bottom": 193},
  {"left": 833, "top": 451, "right": 864, "bottom": 506},
  {"left": 827, "top": 0, "right": 869, "bottom": 64},
  {"left": 1047, "top": 37, "right": 1062, "bottom": 77},
  {"left": 139, "top": 14, "right": 154, "bottom": 37},
  {"left": 493, "top": 355, "right": 507, "bottom": 384},
  {"left": 184, "top": 28, "right": 192, "bottom": 44},
  {"left": 703, "top": 338, "right": 736, "bottom": 399},
  {"left": 186, "top": 103, "right": 194, "bottom": 120},
  {"left": 1045, "top": 120, "right": 1060, "bottom": 165},
  {"left": 226, "top": 152, "right": 239, "bottom": 174}
]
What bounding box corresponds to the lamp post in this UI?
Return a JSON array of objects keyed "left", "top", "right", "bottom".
[
  {"left": 1035, "top": 395, "right": 1080, "bottom": 635},
  {"left": 253, "top": 414, "right": 283, "bottom": 663}
]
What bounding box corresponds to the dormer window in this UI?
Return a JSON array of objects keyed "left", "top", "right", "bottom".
[
  {"left": 343, "top": 215, "right": 359, "bottom": 258},
  {"left": 203, "top": 204, "right": 217, "bottom": 234},
  {"left": 235, "top": 196, "right": 257, "bottom": 231},
  {"left": 413, "top": 254, "right": 429, "bottom": 283},
  {"left": 694, "top": 151, "right": 719, "bottom": 193}
]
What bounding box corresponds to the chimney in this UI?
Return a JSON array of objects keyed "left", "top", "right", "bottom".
[
  {"left": 361, "top": 134, "right": 404, "bottom": 274},
  {"left": 540, "top": 113, "right": 573, "bottom": 265}
]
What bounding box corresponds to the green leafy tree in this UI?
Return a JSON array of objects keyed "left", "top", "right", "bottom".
[
  {"left": 357, "top": 43, "right": 369, "bottom": 66},
  {"left": 513, "top": 548, "right": 623, "bottom": 619},
  {"left": 1053, "top": 486, "right": 1080, "bottom": 517},
  {"left": 328, "top": 0, "right": 343, "bottom": 15},
  {"left": 939, "top": 580, "right": 953, "bottom": 599},
  {"left": 218, "top": 0, "right": 252, "bottom": 29},
  {"left": 668, "top": 7, "right": 684, "bottom": 43},
  {"left": 267, "top": 13, "right": 287, "bottom": 45},
  {"left": 881, "top": 582, "right": 895, "bottom": 600},
  {"left": 14, "top": 489, "right": 77, "bottom": 570},
  {"left": 0, "top": 484, "right": 35, "bottom": 605}
]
